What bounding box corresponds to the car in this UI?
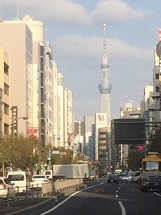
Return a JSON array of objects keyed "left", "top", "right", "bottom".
[
  {"left": 119, "top": 171, "right": 132, "bottom": 182},
  {"left": 52, "top": 175, "right": 67, "bottom": 182},
  {"left": 106, "top": 174, "right": 119, "bottom": 183},
  {"left": 0, "top": 177, "right": 15, "bottom": 199},
  {"left": 30, "top": 175, "right": 50, "bottom": 189},
  {"left": 132, "top": 171, "right": 141, "bottom": 183},
  {"left": 7, "top": 171, "right": 31, "bottom": 194}
]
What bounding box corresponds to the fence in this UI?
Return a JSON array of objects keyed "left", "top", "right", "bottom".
[{"left": 0, "top": 178, "right": 83, "bottom": 208}]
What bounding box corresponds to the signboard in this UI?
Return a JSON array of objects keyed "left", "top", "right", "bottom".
[
  {"left": 28, "top": 127, "right": 38, "bottom": 139},
  {"left": 112, "top": 118, "right": 145, "bottom": 145},
  {"left": 95, "top": 113, "right": 107, "bottom": 127},
  {"left": 52, "top": 150, "right": 59, "bottom": 154}
]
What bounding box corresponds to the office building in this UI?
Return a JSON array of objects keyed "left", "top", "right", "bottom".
[{"left": 0, "top": 49, "right": 10, "bottom": 137}]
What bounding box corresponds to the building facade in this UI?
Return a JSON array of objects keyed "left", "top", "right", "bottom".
[{"left": 0, "top": 49, "right": 10, "bottom": 137}]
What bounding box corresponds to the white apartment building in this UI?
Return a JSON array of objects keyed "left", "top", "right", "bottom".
[
  {"left": 0, "top": 16, "right": 57, "bottom": 145},
  {"left": 0, "top": 48, "right": 10, "bottom": 137},
  {"left": 52, "top": 61, "right": 59, "bottom": 148},
  {"left": 151, "top": 44, "right": 161, "bottom": 126},
  {"left": 64, "top": 88, "right": 74, "bottom": 148},
  {"left": 0, "top": 19, "right": 33, "bottom": 136},
  {"left": 0, "top": 16, "right": 74, "bottom": 149},
  {"left": 57, "top": 73, "right": 64, "bottom": 147},
  {"left": 144, "top": 84, "right": 153, "bottom": 141},
  {"left": 45, "top": 42, "right": 59, "bottom": 148}
]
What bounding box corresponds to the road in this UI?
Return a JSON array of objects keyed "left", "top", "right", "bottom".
[{"left": 38, "top": 180, "right": 161, "bottom": 215}]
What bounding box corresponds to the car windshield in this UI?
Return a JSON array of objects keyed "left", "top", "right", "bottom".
[
  {"left": 119, "top": 172, "right": 128, "bottom": 176},
  {"left": 4, "top": 178, "right": 12, "bottom": 185},
  {"left": 45, "top": 171, "right": 51, "bottom": 175},
  {"left": 33, "top": 175, "right": 46, "bottom": 179},
  {"left": 8, "top": 174, "right": 24, "bottom": 181}
]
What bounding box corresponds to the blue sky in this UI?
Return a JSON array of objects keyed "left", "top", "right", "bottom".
[{"left": 0, "top": 0, "right": 161, "bottom": 121}]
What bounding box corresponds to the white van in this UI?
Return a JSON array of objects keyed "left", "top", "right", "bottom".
[
  {"left": 132, "top": 171, "right": 141, "bottom": 183},
  {"left": 7, "top": 171, "right": 31, "bottom": 194}
]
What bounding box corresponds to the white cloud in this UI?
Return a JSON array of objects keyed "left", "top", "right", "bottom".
[
  {"left": 54, "top": 34, "right": 152, "bottom": 61},
  {"left": 91, "top": 0, "right": 151, "bottom": 23},
  {"left": 0, "top": 0, "right": 151, "bottom": 25},
  {"left": 0, "top": 0, "right": 91, "bottom": 25}
]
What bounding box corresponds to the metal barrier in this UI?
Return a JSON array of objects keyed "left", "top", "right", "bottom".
[
  {"left": 0, "top": 178, "right": 83, "bottom": 208},
  {"left": 42, "top": 178, "right": 83, "bottom": 195}
]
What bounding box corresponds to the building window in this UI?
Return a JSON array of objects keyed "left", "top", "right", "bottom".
[
  {"left": 4, "top": 103, "right": 9, "bottom": 115},
  {"left": 40, "top": 58, "right": 44, "bottom": 71},
  {"left": 4, "top": 62, "right": 9, "bottom": 76},
  {"left": 4, "top": 123, "right": 9, "bottom": 135},
  {"left": 40, "top": 46, "right": 44, "bottom": 57},
  {"left": 4, "top": 83, "right": 9, "bottom": 96},
  {"left": 41, "top": 73, "right": 44, "bottom": 86},
  {"left": 41, "top": 88, "right": 44, "bottom": 103},
  {"left": 156, "top": 86, "right": 159, "bottom": 92},
  {"left": 156, "top": 73, "right": 159, "bottom": 79}
]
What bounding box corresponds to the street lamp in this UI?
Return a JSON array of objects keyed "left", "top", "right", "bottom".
[{"left": 11, "top": 116, "right": 28, "bottom": 136}]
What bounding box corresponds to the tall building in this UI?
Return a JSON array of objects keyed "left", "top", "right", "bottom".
[
  {"left": 150, "top": 30, "right": 161, "bottom": 131},
  {"left": 0, "top": 16, "right": 74, "bottom": 151},
  {"left": 144, "top": 84, "right": 153, "bottom": 143},
  {"left": 0, "top": 16, "right": 56, "bottom": 145},
  {"left": 84, "top": 116, "right": 95, "bottom": 160},
  {"left": 0, "top": 49, "right": 10, "bottom": 137},
  {"left": 98, "top": 24, "right": 112, "bottom": 127},
  {"left": 22, "top": 15, "right": 46, "bottom": 144},
  {"left": 0, "top": 19, "right": 33, "bottom": 136},
  {"left": 45, "top": 42, "right": 57, "bottom": 148},
  {"left": 57, "top": 73, "right": 64, "bottom": 147},
  {"left": 64, "top": 88, "right": 74, "bottom": 148}
]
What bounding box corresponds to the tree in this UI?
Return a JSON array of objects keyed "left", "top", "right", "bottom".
[
  {"left": 51, "top": 147, "right": 73, "bottom": 165},
  {"left": 127, "top": 151, "right": 144, "bottom": 170},
  {"left": 148, "top": 127, "right": 161, "bottom": 153},
  {"left": 0, "top": 135, "right": 40, "bottom": 171}
]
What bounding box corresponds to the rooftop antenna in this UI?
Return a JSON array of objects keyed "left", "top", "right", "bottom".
[{"left": 16, "top": 0, "right": 20, "bottom": 20}]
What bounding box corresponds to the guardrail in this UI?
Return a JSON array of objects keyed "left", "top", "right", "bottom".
[{"left": 0, "top": 178, "right": 84, "bottom": 208}]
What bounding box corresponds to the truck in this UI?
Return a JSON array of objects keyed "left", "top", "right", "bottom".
[
  {"left": 45, "top": 164, "right": 91, "bottom": 180},
  {"left": 140, "top": 152, "right": 161, "bottom": 192}
]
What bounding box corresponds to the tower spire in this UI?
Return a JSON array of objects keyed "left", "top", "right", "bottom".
[
  {"left": 98, "top": 23, "right": 112, "bottom": 127},
  {"left": 103, "top": 23, "right": 107, "bottom": 55}
]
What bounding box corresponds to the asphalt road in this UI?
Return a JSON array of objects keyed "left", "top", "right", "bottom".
[
  {"left": 2, "top": 180, "right": 161, "bottom": 215},
  {"left": 37, "top": 180, "right": 161, "bottom": 215}
]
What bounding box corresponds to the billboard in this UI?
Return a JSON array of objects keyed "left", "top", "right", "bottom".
[
  {"left": 95, "top": 113, "right": 107, "bottom": 127},
  {"left": 112, "top": 118, "right": 145, "bottom": 145},
  {"left": 28, "top": 127, "right": 38, "bottom": 139}
]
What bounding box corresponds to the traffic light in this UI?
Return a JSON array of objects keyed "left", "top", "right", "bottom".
[{"left": 135, "top": 145, "right": 143, "bottom": 151}]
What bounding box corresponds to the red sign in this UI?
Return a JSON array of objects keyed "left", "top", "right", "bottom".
[{"left": 28, "top": 128, "right": 38, "bottom": 139}]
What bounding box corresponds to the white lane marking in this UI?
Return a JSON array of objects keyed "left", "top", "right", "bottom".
[
  {"left": 40, "top": 183, "right": 103, "bottom": 215},
  {"left": 154, "top": 191, "right": 161, "bottom": 196},
  {"left": 118, "top": 201, "right": 126, "bottom": 215}
]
